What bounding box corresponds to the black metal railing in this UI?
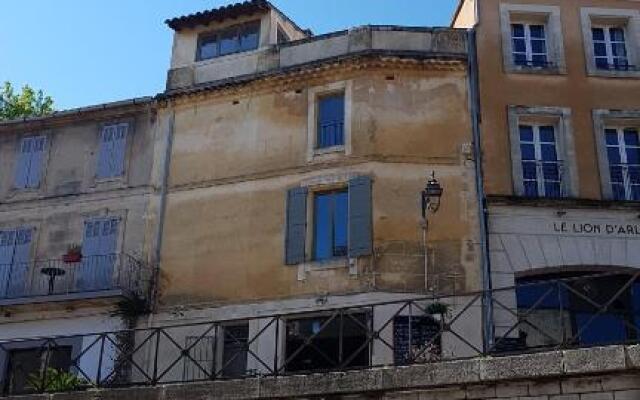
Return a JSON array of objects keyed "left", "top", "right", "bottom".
[
  {"left": 1, "top": 271, "right": 640, "bottom": 395},
  {"left": 0, "top": 254, "right": 150, "bottom": 301}
]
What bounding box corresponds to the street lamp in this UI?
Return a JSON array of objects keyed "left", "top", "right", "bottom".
[
  {"left": 421, "top": 172, "right": 443, "bottom": 219},
  {"left": 421, "top": 171, "right": 443, "bottom": 293}
]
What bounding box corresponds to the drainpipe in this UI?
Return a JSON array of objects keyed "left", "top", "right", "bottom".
[
  {"left": 150, "top": 101, "right": 175, "bottom": 314},
  {"left": 466, "top": 29, "right": 494, "bottom": 352}
]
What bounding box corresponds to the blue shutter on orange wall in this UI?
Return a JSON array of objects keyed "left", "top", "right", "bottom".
[
  {"left": 285, "top": 187, "right": 308, "bottom": 265},
  {"left": 348, "top": 176, "right": 372, "bottom": 257}
]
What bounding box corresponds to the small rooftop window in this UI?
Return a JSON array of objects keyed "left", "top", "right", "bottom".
[{"left": 197, "top": 21, "right": 260, "bottom": 61}]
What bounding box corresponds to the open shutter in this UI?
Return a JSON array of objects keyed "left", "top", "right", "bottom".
[
  {"left": 285, "top": 187, "right": 308, "bottom": 265},
  {"left": 0, "top": 230, "right": 16, "bottom": 297},
  {"left": 27, "top": 136, "right": 47, "bottom": 188},
  {"left": 348, "top": 176, "right": 372, "bottom": 257},
  {"left": 8, "top": 229, "right": 32, "bottom": 296},
  {"left": 112, "top": 124, "right": 128, "bottom": 177},
  {"left": 14, "top": 138, "right": 33, "bottom": 188}
]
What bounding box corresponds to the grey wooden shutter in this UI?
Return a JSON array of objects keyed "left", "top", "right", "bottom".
[
  {"left": 14, "top": 138, "right": 33, "bottom": 188},
  {"left": 27, "top": 136, "right": 46, "bottom": 188},
  {"left": 97, "top": 126, "right": 114, "bottom": 178},
  {"left": 112, "top": 124, "right": 128, "bottom": 177},
  {"left": 285, "top": 187, "right": 308, "bottom": 265},
  {"left": 348, "top": 176, "right": 372, "bottom": 257}
]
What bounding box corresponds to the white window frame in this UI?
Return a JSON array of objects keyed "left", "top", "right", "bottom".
[
  {"left": 511, "top": 23, "right": 549, "bottom": 67},
  {"left": 500, "top": 4, "right": 566, "bottom": 74},
  {"left": 592, "top": 25, "right": 630, "bottom": 69},
  {"left": 593, "top": 109, "right": 640, "bottom": 201},
  {"left": 518, "top": 124, "right": 562, "bottom": 198},
  {"left": 581, "top": 7, "right": 640, "bottom": 78},
  {"left": 307, "top": 81, "right": 352, "bottom": 162},
  {"left": 508, "top": 106, "right": 578, "bottom": 198}
]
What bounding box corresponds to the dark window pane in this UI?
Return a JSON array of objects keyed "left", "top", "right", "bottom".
[
  {"left": 605, "top": 130, "right": 619, "bottom": 145},
  {"left": 607, "top": 147, "right": 622, "bottom": 164},
  {"left": 631, "top": 185, "right": 640, "bottom": 201},
  {"left": 593, "top": 42, "right": 607, "bottom": 57},
  {"left": 219, "top": 29, "right": 239, "bottom": 55},
  {"left": 520, "top": 144, "right": 536, "bottom": 161},
  {"left": 514, "top": 53, "right": 527, "bottom": 65},
  {"left": 541, "top": 144, "right": 557, "bottom": 161},
  {"left": 613, "top": 57, "right": 629, "bottom": 69},
  {"left": 522, "top": 161, "right": 537, "bottom": 180},
  {"left": 539, "top": 126, "right": 555, "bottom": 142},
  {"left": 545, "top": 182, "right": 561, "bottom": 198},
  {"left": 542, "top": 163, "right": 559, "bottom": 180},
  {"left": 610, "top": 165, "right": 624, "bottom": 183},
  {"left": 595, "top": 57, "right": 609, "bottom": 69},
  {"left": 592, "top": 28, "right": 605, "bottom": 41},
  {"left": 612, "top": 184, "right": 626, "bottom": 200},
  {"left": 529, "top": 25, "right": 545, "bottom": 38},
  {"left": 531, "top": 39, "right": 546, "bottom": 54},
  {"left": 524, "top": 181, "right": 538, "bottom": 197},
  {"left": 629, "top": 166, "right": 640, "bottom": 184},
  {"left": 222, "top": 325, "right": 249, "bottom": 377},
  {"left": 612, "top": 42, "right": 627, "bottom": 57},
  {"left": 610, "top": 27, "right": 625, "bottom": 42},
  {"left": 240, "top": 23, "right": 260, "bottom": 51},
  {"left": 517, "top": 281, "right": 565, "bottom": 309},
  {"left": 314, "top": 193, "right": 332, "bottom": 260},
  {"left": 513, "top": 38, "right": 526, "bottom": 52},
  {"left": 531, "top": 54, "right": 548, "bottom": 66},
  {"left": 627, "top": 148, "right": 640, "bottom": 165},
  {"left": 512, "top": 24, "right": 525, "bottom": 37},
  {"left": 198, "top": 36, "right": 218, "bottom": 60},
  {"left": 333, "top": 191, "right": 348, "bottom": 257},
  {"left": 519, "top": 125, "right": 534, "bottom": 142},
  {"left": 624, "top": 129, "right": 639, "bottom": 144}
]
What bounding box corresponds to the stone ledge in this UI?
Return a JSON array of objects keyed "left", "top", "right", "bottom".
[{"left": 7, "top": 345, "right": 640, "bottom": 400}]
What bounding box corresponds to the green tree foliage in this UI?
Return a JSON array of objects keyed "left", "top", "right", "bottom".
[
  {"left": 0, "top": 81, "right": 54, "bottom": 121},
  {"left": 27, "top": 368, "right": 88, "bottom": 393}
]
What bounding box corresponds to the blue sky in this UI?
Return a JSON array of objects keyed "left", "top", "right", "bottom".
[{"left": 0, "top": 1, "right": 458, "bottom": 110}]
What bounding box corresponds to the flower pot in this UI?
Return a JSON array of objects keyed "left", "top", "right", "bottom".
[{"left": 63, "top": 253, "right": 82, "bottom": 263}]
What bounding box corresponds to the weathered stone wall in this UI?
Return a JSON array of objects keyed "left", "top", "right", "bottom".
[{"left": 8, "top": 345, "right": 640, "bottom": 400}]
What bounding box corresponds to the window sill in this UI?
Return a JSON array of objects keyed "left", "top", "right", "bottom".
[
  {"left": 587, "top": 69, "right": 640, "bottom": 79},
  {"left": 309, "top": 146, "right": 347, "bottom": 163},
  {"left": 297, "top": 257, "right": 351, "bottom": 281},
  {"left": 505, "top": 64, "right": 566, "bottom": 75},
  {"left": 194, "top": 47, "right": 266, "bottom": 67}
]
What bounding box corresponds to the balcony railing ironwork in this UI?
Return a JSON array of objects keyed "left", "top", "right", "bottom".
[
  {"left": 0, "top": 253, "right": 150, "bottom": 302},
  {"left": 610, "top": 162, "right": 640, "bottom": 201},
  {"left": 1, "top": 271, "right": 639, "bottom": 395}
]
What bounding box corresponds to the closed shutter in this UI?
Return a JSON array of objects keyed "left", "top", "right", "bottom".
[
  {"left": 112, "top": 124, "right": 128, "bottom": 177},
  {"left": 0, "top": 230, "right": 16, "bottom": 297},
  {"left": 348, "top": 176, "right": 372, "bottom": 257},
  {"left": 97, "top": 126, "right": 115, "bottom": 178},
  {"left": 285, "top": 187, "right": 308, "bottom": 265},
  {"left": 27, "top": 136, "right": 47, "bottom": 188},
  {"left": 8, "top": 229, "right": 31, "bottom": 296},
  {"left": 14, "top": 138, "right": 33, "bottom": 188}
]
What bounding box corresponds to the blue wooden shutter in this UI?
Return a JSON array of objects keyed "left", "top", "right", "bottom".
[
  {"left": 0, "top": 230, "right": 16, "bottom": 297},
  {"left": 14, "top": 138, "right": 33, "bottom": 188},
  {"left": 112, "top": 124, "right": 127, "bottom": 177},
  {"left": 348, "top": 176, "right": 372, "bottom": 257},
  {"left": 8, "top": 228, "right": 32, "bottom": 296},
  {"left": 285, "top": 187, "right": 308, "bottom": 265},
  {"left": 27, "top": 136, "right": 47, "bottom": 188},
  {"left": 97, "top": 126, "right": 114, "bottom": 178}
]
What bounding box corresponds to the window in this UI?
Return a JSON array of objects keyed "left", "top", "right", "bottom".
[
  {"left": 197, "top": 22, "right": 260, "bottom": 61},
  {"left": 284, "top": 313, "right": 369, "bottom": 372},
  {"left": 592, "top": 26, "right": 630, "bottom": 70},
  {"left": 313, "top": 189, "right": 348, "bottom": 261},
  {"left": 581, "top": 8, "right": 640, "bottom": 77},
  {"left": 284, "top": 176, "right": 372, "bottom": 266},
  {"left": 183, "top": 336, "right": 214, "bottom": 381},
  {"left": 277, "top": 27, "right": 290, "bottom": 44},
  {"left": 5, "top": 346, "right": 72, "bottom": 395},
  {"left": 500, "top": 4, "right": 565, "bottom": 74},
  {"left": 96, "top": 124, "right": 127, "bottom": 179},
  {"left": 14, "top": 136, "right": 46, "bottom": 189},
  {"left": 317, "top": 93, "right": 345, "bottom": 149},
  {"left": 515, "top": 273, "right": 640, "bottom": 348},
  {"left": 511, "top": 23, "right": 548, "bottom": 67},
  {"left": 393, "top": 316, "right": 442, "bottom": 364},
  {"left": 220, "top": 324, "right": 249, "bottom": 377},
  {"left": 519, "top": 124, "right": 562, "bottom": 198},
  {"left": 509, "top": 106, "right": 576, "bottom": 199},
  {"left": 77, "top": 218, "right": 119, "bottom": 291},
  {"left": 605, "top": 127, "right": 640, "bottom": 201}
]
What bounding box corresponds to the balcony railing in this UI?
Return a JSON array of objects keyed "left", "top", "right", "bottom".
[
  {"left": 522, "top": 160, "right": 566, "bottom": 199},
  {"left": 1, "top": 271, "right": 639, "bottom": 395},
  {"left": 0, "top": 254, "right": 150, "bottom": 302},
  {"left": 610, "top": 163, "right": 640, "bottom": 201}
]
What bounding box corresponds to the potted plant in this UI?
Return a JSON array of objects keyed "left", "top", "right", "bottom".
[{"left": 62, "top": 244, "right": 82, "bottom": 263}]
